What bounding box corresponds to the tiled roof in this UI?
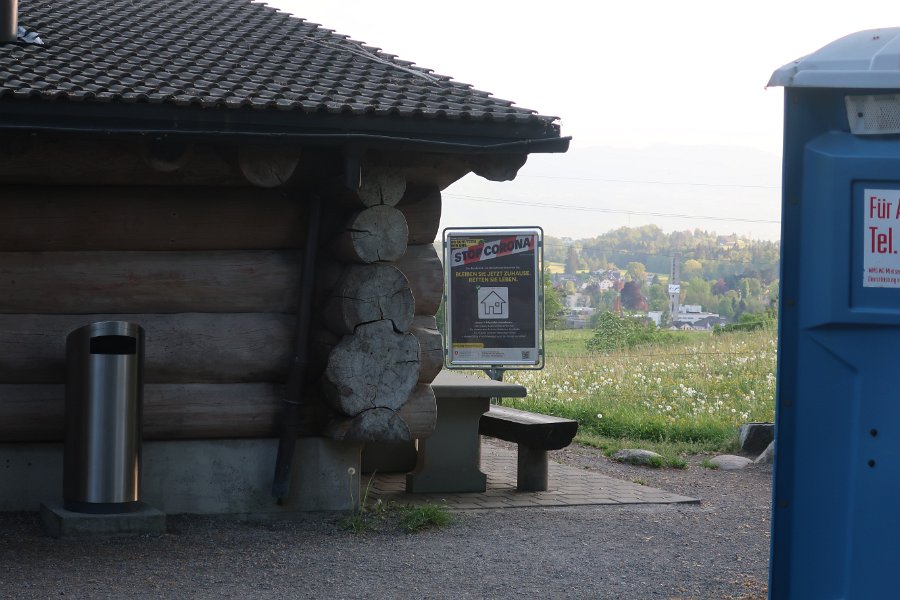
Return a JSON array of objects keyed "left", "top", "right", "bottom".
[{"left": 0, "top": 0, "right": 562, "bottom": 141}]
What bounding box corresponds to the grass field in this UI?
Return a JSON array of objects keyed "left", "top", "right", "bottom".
[
  {"left": 494, "top": 327, "right": 777, "bottom": 460},
  {"left": 546, "top": 262, "right": 566, "bottom": 274}
]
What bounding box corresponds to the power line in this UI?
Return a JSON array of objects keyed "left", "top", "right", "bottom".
[
  {"left": 444, "top": 193, "right": 780, "bottom": 225},
  {"left": 518, "top": 173, "right": 779, "bottom": 190},
  {"left": 542, "top": 244, "right": 780, "bottom": 268}
]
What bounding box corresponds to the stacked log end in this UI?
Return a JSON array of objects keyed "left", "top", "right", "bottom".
[{"left": 315, "top": 170, "right": 443, "bottom": 443}]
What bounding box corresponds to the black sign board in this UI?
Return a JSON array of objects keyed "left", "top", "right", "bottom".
[{"left": 443, "top": 227, "right": 544, "bottom": 369}]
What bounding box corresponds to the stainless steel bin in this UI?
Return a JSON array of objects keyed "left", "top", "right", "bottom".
[{"left": 63, "top": 321, "right": 144, "bottom": 513}]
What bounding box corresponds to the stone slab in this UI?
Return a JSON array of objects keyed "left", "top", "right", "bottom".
[
  {"left": 40, "top": 501, "right": 166, "bottom": 538},
  {"left": 431, "top": 371, "right": 527, "bottom": 399}
]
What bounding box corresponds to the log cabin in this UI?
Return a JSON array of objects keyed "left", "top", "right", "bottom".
[{"left": 0, "top": 0, "right": 568, "bottom": 514}]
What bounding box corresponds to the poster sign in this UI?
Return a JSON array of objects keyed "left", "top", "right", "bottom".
[
  {"left": 444, "top": 227, "right": 543, "bottom": 369},
  {"left": 864, "top": 188, "right": 900, "bottom": 287}
]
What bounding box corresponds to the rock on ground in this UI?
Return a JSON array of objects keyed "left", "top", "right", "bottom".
[
  {"left": 613, "top": 449, "right": 662, "bottom": 466},
  {"left": 739, "top": 423, "right": 775, "bottom": 455},
  {"left": 709, "top": 455, "right": 754, "bottom": 470},
  {"left": 755, "top": 441, "right": 775, "bottom": 465}
]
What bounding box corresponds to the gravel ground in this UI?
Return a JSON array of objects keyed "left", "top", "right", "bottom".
[{"left": 0, "top": 444, "right": 771, "bottom": 600}]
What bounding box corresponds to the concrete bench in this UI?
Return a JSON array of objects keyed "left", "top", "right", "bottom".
[
  {"left": 404, "top": 371, "right": 526, "bottom": 494},
  {"left": 479, "top": 405, "right": 578, "bottom": 491}
]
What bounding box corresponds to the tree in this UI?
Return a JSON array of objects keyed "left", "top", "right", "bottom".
[
  {"left": 620, "top": 280, "right": 647, "bottom": 311},
  {"left": 739, "top": 277, "right": 762, "bottom": 300},
  {"left": 682, "top": 259, "right": 703, "bottom": 278},
  {"left": 590, "top": 289, "right": 619, "bottom": 314},
  {"left": 716, "top": 297, "right": 736, "bottom": 320},
  {"left": 543, "top": 273, "right": 566, "bottom": 330},
  {"left": 564, "top": 245, "right": 579, "bottom": 275},
  {"left": 626, "top": 261, "right": 647, "bottom": 287},
  {"left": 712, "top": 278, "right": 729, "bottom": 295},
  {"left": 647, "top": 281, "right": 668, "bottom": 311},
  {"left": 683, "top": 277, "right": 713, "bottom": 309}
]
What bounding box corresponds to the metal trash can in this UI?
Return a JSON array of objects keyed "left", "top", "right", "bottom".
[{"left": 63, "top": 321, "right": 144, "bottom": 513}]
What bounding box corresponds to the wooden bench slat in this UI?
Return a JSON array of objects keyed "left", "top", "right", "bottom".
[
  {"left": 480, "top": 405, "right": 578, "bottom": 451},
  {"left": 484, "top": 405, "right": 573, "bottom": 426}
]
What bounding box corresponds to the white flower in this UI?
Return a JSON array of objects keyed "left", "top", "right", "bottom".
[
  {"left": 347, "top": 467, "right": 356, "bottom": 476},
  {"left": 596, "top": 413, "right": 603, "bottom": 419}
]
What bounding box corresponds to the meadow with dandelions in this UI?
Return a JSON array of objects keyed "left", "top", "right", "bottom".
[{"left": 499, "top": 327, "right": 777, "bottom": 454}]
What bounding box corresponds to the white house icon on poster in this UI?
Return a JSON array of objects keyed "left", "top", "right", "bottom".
[{"left": 478, "top": 287, "right": 509, "bottom": 319}]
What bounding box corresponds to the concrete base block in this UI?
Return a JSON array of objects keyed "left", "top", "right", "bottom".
[
  {"left": 288, "top": 437, "right": 362, "bottom": 512},
  {"left": 0, "top": 444, "right": 64, "bottom": 511},
  {"left": 40, "top": 501, "right": 166, "bottom": 538},
  {"left": 141, "top": 437, "right": 362, "bottom": 514},
  {"left": 3, "top": 438, "right": 362, "bottom": 515}
]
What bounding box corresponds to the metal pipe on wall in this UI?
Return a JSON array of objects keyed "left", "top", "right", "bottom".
[{"left": 0, "top": 0, "right": 17, "bottom": 43}]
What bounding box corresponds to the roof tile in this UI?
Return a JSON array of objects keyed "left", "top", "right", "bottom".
[{"left": 0, "top": 0, "right": 557, "bottom": 132}]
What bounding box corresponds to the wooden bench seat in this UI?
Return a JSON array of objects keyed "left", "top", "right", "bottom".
[{"left": 479, "top": 405, "right": 578, "bottom": 491}]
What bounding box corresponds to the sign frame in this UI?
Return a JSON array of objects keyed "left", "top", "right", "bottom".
[{"left": 442, "top": 226, "right": 544, "bottom": 370}]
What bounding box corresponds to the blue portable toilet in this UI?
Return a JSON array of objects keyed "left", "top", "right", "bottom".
[{"left": 769, "top": 29, "right": 900, "bottom": 598}]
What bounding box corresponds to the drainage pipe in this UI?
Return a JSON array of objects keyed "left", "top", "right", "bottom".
[{"left": 272, "top": 191, "right": 322, "bottom": 503}]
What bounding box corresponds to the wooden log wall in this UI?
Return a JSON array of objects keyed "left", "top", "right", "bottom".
[{"left": 0, "top": 153, "right": 446, "bottom": 445}]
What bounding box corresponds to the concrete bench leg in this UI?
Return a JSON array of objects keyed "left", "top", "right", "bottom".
[
  {"left": 516, "top": 446, "right": 548, "bottom": 491},
  {"left": 406, "top": 396, "right": 489, "bottom": 493}
]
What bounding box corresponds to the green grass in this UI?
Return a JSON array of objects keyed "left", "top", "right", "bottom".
[
  {"left": 341, "top": 498, "right": 453, "bottom": 534},
  {"left": 500, "top": 327, "right": 776, "bottom": 459},
  {"left": 544, "top": 329, "right": 594, "bottom": 356},
  {"left": 397, "top": 504, "right": 454, "bottom": 532}
]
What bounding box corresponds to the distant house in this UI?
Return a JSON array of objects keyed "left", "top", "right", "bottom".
[
  {"left": 692, "top": 316, "right": 728, "bottom": 330},
  {"left": 565, "top": 307, "right": 596, "bottom": 329},
  {"left": 565, "top": 292, "right": 591, "bottom": 309},
  {"left": 717, "top": 235, "right": 746, "bottom": 250},
  {"left": 672, "top": 305, "right": 724, "bottom": 329}
]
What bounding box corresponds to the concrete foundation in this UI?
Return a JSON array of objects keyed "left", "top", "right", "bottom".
[
  {"left": 1, "top": 437, "right": 362, "bottom": 514},
  {"left": 40, "top": 501, "right": 166, "bottom": 538}
]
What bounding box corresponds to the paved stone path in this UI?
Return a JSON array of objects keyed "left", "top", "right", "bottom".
[{"left": 365, "top": 440, "right": 698, "bottom": 509}]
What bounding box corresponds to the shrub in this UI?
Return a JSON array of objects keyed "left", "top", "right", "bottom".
[
  {"left": 586, "top": 311, "right": 672, "bottom": 352},
  {"left": 714, "top": 313, "right": 775, "bottom": 335}
]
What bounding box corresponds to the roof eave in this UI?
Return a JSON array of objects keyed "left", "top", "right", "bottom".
[{"left": 0, "top": 98, "right": 569, "bottom": 154}]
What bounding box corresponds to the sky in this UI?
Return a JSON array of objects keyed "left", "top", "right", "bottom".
[{"left": 266, "top": 1, "right": 899, "bottom": 241}]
